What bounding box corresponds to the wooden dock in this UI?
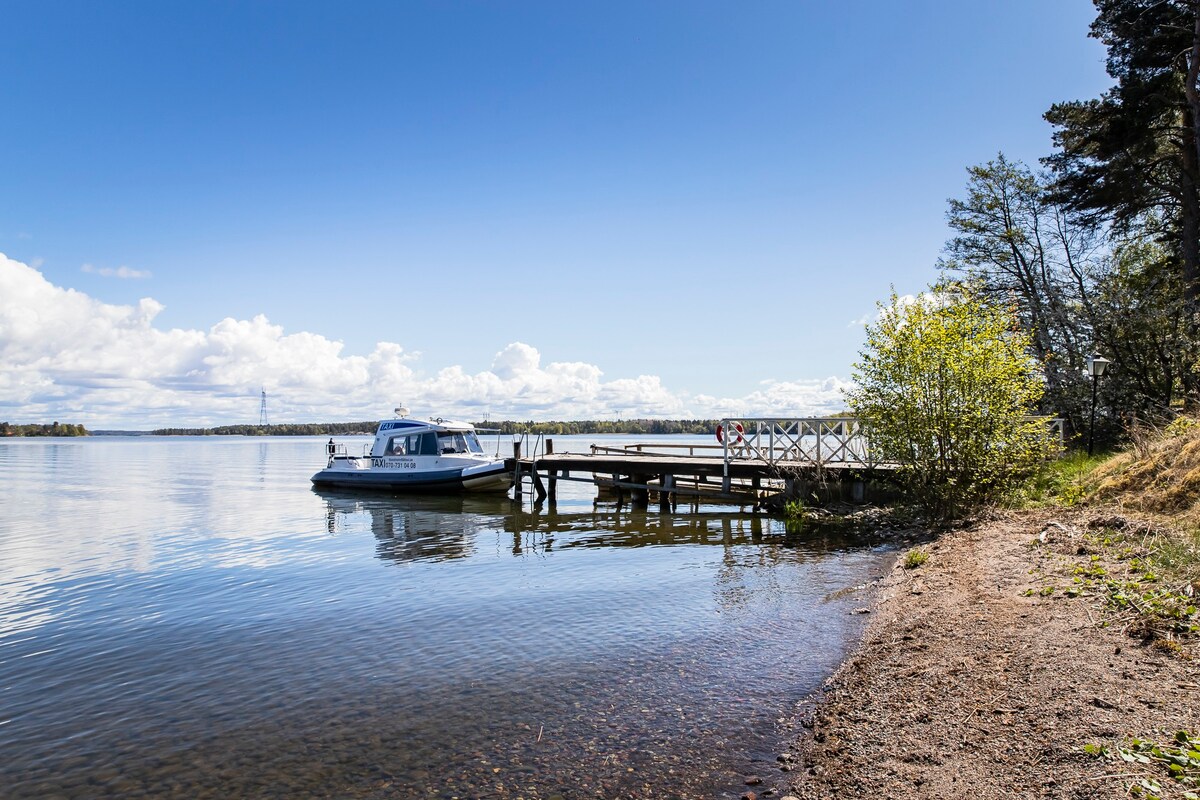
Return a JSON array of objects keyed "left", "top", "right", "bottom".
[
  {"left": 504, "top": 417, "right": 892, "bottom": 510},
  {"left": 504, "top": 415, "right": 1065, "bottom": 510}
]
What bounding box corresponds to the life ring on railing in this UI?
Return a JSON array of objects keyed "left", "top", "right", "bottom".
[{"left": 716, "top": 422, "right": 744, "bottom": 445}]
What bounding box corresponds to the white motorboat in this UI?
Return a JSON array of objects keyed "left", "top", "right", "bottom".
[{"left": 311, "top": 411, "right": 511, "bottom": 493}]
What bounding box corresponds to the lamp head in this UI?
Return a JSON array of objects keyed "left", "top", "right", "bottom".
[{"left": 1087, "top": 353, "right": 1111, "bottom": 378}]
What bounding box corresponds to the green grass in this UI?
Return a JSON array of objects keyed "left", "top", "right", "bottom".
[
  {"left": 1014, "top": 450, "right": 1110, "bottom": 507},
  {"left": 1152, "top": 527, "right": 1200, "bottom": 577}
]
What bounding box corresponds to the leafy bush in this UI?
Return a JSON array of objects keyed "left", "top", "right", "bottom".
[{"left": 846, "top": 284, "right": 1059, "bottom": 520}]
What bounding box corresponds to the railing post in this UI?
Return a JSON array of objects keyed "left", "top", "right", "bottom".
[{"left": 721, "top": 417, "right": 730, "bottom": 489}]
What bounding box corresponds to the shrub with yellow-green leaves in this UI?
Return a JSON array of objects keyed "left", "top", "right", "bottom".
[{"left": 846, "top": 283, "right": 1059, "bottom": 520}]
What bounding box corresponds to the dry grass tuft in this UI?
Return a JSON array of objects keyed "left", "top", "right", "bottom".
[{"left": 1090, "top": 415, "right": 1200, "bottom": 518}]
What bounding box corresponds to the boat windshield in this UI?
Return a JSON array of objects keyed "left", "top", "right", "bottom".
[{"left": 436, "top": 431, "right": 484, "bottom": 454}]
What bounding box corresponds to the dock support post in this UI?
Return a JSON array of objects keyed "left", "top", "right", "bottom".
[
  {"left": 512, "top": 441, "right": 522, "bottom": 500},
  {"left": 548, "top": 470, "right": 559, "bottom": 505},
  {"left": 531, "top": 468, "right": 547, "bottom": 503},
  {"left": 658, "top": 474, "right": 675, "bottom": 512},
  {"left": 631, "top": 474, "right": 649, "bottom": 509}
]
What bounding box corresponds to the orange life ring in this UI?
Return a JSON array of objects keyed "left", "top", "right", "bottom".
[{"left": 716, "top": 422, "right": 744, "bottom": 444}]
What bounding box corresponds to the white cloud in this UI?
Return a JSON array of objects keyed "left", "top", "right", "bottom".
[
  {"left": 0, "top": 253, "right": 853, "bottom": 428},
  {"left": 82, "top": 263, "right": 153, "bottom": 279}
]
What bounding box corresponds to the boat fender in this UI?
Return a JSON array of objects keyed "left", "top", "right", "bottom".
[{"left": 716, "top": 422, "right": 744, "bottom": 444}]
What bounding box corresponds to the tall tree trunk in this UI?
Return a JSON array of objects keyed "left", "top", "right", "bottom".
[
  {"left": 1179, "top": 2, "right": 1200, "bottom": 409},
  {"left": 1184, "top": 5, "right": 1200, "bottom": 308}
]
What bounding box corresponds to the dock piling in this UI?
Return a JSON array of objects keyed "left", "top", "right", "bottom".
[{"left": 512, "top": 440, "right": 522, "bottom": 500}]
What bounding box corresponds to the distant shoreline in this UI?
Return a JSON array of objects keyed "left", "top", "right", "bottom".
[
  {"left": 5, "top": 419, "right": 731, "bottom": 438},
  {"left": 150, "top": 419, "right": 722, "bottom": 437}
]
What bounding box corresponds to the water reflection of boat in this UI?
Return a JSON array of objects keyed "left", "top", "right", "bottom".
[
  {"left": 311, "top": 412, "right": 510, "bottom": 492},
  {"left": 316, "top": 489, "right": 512, "bottom": 564}
]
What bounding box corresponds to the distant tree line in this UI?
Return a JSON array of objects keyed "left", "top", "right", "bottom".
[
  {"left": 935, "top": 1, "right": 1200, "bottom": 447},
  {"left": 149, "top": 419, "right": 724, "bottom": 436},
  {"left": 152, "top": 422, "right": 378, "bottom": 436},
  {"left": 474, "top": 419, "right": 720, "bottom": 435},
  {"left": 1, "top": 422, "right": 89, "bottom": 437}
]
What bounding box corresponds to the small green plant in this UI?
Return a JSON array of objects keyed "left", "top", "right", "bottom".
[
  {"left": 1065, "top": 526, "right": 1200, "bottom": 644},
  {"left": 782, "top": 498, "right": 808, "bottom": 533},
  {"left": 1082, "top": 731, "right": 1200, "bottom": 799},
  {"left": 1073, "top": 561, "right": 1109, "bottom": 580},
  {"left": 1107, "top": 582, "right": 1199, "bottom": 637},
  {"left": 903, "top": 548, "right": 928, "bottom": 569},
  {"left": 1165, "top": 416, "right": 1200, "bottom": 438}
]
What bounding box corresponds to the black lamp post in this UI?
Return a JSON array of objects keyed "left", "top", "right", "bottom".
[{"left": 1086, "top": 353, "right": 1111, "bottom": 457}]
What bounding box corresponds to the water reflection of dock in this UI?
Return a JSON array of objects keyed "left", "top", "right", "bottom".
[{"left": 315, "top": 489, "right": 876, "bottom": 566}]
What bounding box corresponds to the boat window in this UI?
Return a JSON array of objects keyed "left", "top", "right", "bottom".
[
  {"left": 463, "top": 431, "right": 484, "bottom": 453},
  {"left": 386, "top": 434, "right": 437, "bottom": 456},
  {"left": 436, "top": 431, "right": 472, "bottom": 454}
]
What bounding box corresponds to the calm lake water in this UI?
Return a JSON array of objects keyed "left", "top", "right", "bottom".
[{"left": 0, "top": 434, "right": 895, "bottom": 799}]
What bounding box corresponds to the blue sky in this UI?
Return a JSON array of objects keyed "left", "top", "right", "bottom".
[{"left": 0, "top": 1, "right": 1112, "bottom": 427}]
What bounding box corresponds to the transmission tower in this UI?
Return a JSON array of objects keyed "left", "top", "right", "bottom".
[{"left": 259, "top": 388, "right": 269, "bottom": 427}]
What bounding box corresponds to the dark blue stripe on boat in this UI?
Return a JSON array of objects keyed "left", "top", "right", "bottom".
[{"left": 310, "top": 464, "right": 508, "bottom": 492}]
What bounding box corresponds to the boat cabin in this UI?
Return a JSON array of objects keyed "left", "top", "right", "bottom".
[{"left": 370, "top": 419, "right": 486, "bottom": 458}]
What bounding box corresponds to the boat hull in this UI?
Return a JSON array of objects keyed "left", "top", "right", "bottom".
[{"left": 310, "top": 460, "right": 511, "bottom": 493}]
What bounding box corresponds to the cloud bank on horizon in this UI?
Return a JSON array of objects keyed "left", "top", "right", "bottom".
[{"left": 0, "top": 254, "right": 851, "bottom": 428}]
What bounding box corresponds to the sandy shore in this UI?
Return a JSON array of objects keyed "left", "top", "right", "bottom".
[{"left": 781, "top": 509, "right": 1198, "bottom": 800}]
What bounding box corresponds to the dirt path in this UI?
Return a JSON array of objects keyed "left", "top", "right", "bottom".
[{"left": 783, "top": 510, "right": 1198, "bottom": 800}]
